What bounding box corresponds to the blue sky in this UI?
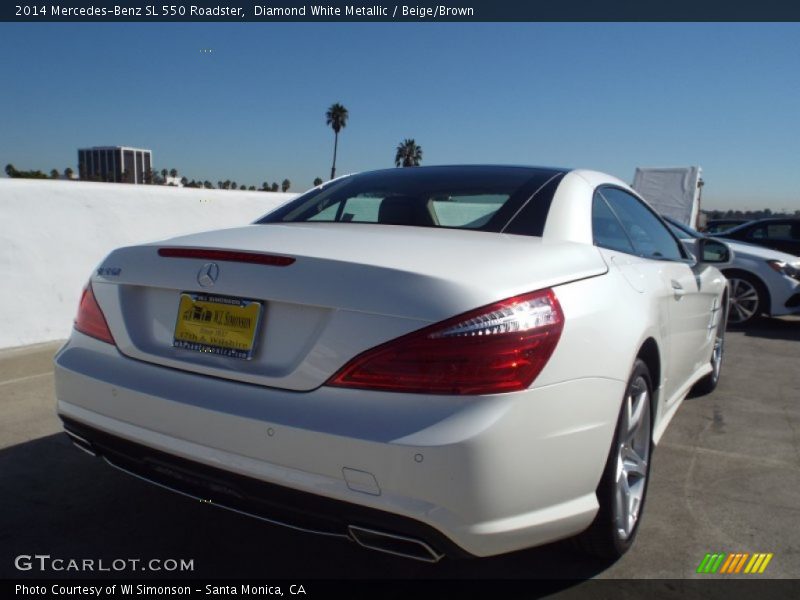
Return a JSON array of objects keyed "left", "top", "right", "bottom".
[{"left": 1, "top": 22, "right": 799, "bottom": 210}]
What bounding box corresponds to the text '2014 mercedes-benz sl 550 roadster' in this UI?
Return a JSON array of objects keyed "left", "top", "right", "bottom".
[{"left": 55, "top": 166, "right": 730, "bottom": 562}]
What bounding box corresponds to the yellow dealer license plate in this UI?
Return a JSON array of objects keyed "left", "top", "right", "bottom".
[{"left": 173, "top": 293, "right": 262, "bottom": 360}]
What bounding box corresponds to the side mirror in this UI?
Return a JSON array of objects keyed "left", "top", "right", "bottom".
[{"left": 698, "top": 238, "right": 733, "bottom": 264}]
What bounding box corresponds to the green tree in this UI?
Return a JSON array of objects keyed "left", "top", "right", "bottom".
[
  {"left": 180, "top": 176, "right": 189, "bottom": 187},
  {"left": 231, "top": 182, "right": 238, "bottom": 190},
  {"left": 271, "top": 182, "right": 279, "bottom": 192},
  {"left": 313, "top": 177, "right": 323, "bottom": 187},
  {"left": 326, "top": 102, "right": 349, "bottom": 180},
  {"left": 169, "top": 168, "right": 178, "bottom": 179},
  {"left": 261, "top": 181, "right": 269, "bottom": 191},
  {"left": 395, "top": 138, "right": 423, "bottom": 167},
  {"left": 5, "top": 164, "right": 16, "bottom": 177},
  {"left": 49, "top": 169, "right": 59, "bottom": 179},
  {"left": 249, "top": 185, "right": 256, "bottom": 191},
  {"left": 281, "top": 179, "right": 291, "bottom": 192},
  {"left": 64, "top": 167, "right": 74, "bottom": 180},
  {"left": 161, "top": 169, "right": 168, "bottom": 183}
]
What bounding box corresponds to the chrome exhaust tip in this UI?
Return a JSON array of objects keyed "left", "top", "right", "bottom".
[
  {"left": 64, "top": 429, "right": 97, "bottom": 457},
  {"left": 347, "top": 525, "right": 444, "bottom": 563}
]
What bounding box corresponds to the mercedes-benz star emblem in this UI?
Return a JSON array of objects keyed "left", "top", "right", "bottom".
[{"left": 197, "top": 263, "right": 220, "bottom": 287}]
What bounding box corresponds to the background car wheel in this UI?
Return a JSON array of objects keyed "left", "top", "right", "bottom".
[
  {"left": 693, "top": 296, "right": 727, "bottom": 396},
  {"left": 723, "top": 270, "right": 766, "bottom": 327},
  {"left": 576, "top": 359, "right": 652, "bottom": 559}
]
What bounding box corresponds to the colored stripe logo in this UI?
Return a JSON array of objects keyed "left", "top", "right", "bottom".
[{"left": 697, "top": 552, "right": 773, "bottom": 574}]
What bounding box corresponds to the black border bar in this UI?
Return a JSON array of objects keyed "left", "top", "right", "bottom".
[
  {"left": 4, "top": 1, "right": 800, "bottom": 22},
  {"left": 4, "top": 579, "right": 800, "bottom": 599}
]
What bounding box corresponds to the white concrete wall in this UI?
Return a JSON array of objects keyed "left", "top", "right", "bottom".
[{"left": 0, "top": 178, "right": 297, "bottom": 349}]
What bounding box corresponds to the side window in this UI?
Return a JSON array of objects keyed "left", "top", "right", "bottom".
[
  {"left": 599, "top": 187, "right": 685, "bottom": 261},
  {"left": 592, "top": 192, "right": 635, "bottom": 254},
  {"left": 764, "top": 223, "right": 793, "bottom": 241}
]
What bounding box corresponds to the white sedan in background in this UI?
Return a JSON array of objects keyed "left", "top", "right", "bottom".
[
  {"left": 665, "top": 217, "right": 800, "bottom": 326},
  {"left": 55, "top": 166, "right": 729, "bottom": 562}
]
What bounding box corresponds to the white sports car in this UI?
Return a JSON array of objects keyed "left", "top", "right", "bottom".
[{"left": 55, "top": 166, "right": 729, "bottom": 562}]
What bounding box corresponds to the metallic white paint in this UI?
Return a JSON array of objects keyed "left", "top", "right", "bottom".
[{"left": 54, "top": 168, "right": 728, "bottom": 558}]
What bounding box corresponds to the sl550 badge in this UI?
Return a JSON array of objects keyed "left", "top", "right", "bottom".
[{"left": 97, "top": 267, "right": 122, "bottom": 277}]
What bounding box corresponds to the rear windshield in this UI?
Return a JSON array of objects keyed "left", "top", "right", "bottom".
[{"left": 257, "top": 167, "right": 564, "bottom": 237}]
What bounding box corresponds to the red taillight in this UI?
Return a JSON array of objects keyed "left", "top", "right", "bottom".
[
  {"left": 328, "top": 289, "right": 564, "bottom": 395},
  {"left": 158, "top": 248, "right": 295, "bottom": 267},
  {"left": 74, "top": 283, "right": 115, "bottom": 345}
]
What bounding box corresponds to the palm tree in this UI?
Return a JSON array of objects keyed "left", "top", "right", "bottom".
[
  {"left": 64, "top": 167, "right": 74, "bottom": 180},
  {"left": 326, "top": 103, "right": 348, "bottom": 180},
  {"left": 5, "top": 164, "right": 15, "bottom": 177},
  {"left": 395, "top": 138, "right": 423, "bottom": 167},
  {"left": 313, "top": 177, "right": 323, "bottom": 187},
  {"left": 169, "top": 168, "right": 178, "bottom": 179},
  {"left": 161, "top": 169, "right": 168, "bottom": 181},
  {"left": 281, "top": 179, "right": 291, "bottom": 192},
  {"left": 50, "top": 169, "right": 60, "bottom": 179}
]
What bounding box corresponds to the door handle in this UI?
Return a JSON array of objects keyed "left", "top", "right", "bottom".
[{"left": 671, "top": 280, "right": 685, "bottom": 299}]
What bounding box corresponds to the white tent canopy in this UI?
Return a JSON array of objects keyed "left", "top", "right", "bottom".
[{"left": 632, "top": 166, "right": 702, "bottom": 227}]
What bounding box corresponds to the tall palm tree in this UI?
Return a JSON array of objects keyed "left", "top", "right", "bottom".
[
  {"left": 281, "top": 179, "right": 291, "bottom": 192},
  {"left": 313, "top": 177, "right": 323, "bottom": 187},
  {"left": 326, "top": 103, "right": 348, "bottom": 180},
  {"left": 64, "top": 167, "right": 74, "bottom": 180},
  {"left": 395, "top": 138, "right": 423, "bottom": 167}
]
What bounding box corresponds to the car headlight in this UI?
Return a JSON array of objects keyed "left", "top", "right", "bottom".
[{"left": 766, "top": 260, "right": 800, "bottom": 281}]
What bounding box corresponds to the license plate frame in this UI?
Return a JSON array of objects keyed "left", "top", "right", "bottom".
[{"left": 172, "top": 293, "right": 262, "bottom": 360}]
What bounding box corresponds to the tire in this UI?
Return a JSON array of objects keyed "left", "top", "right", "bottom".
[
  {"left": 576, "top": 359, "right": 653, "bottom": 559},
  {"left": 692, "top": 294, "right": 727, "bottom": 396},
  {"left": 723, "top": 270, "right": 766, "bottom": 327}
]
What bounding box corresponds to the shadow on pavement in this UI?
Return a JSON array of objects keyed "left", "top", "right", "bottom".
[
  {"left": 1, "top": 433, "right": 613, "bottom": 584},
  {"left": 735, "top": 316, "right": 800, "bottom": 341}
]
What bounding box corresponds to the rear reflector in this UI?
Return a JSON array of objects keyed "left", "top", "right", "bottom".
[
  {"left": 158, "top": 248, "right": 295, "bottom": 267},
  {"left": 328, "top": 289, "right": 564, "bottom": 395},
  {"left": 74, "top": 283, "right": 115, "bottom": 345}
]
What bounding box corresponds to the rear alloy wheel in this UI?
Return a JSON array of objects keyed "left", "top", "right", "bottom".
[
  {"left": 577, "top": 359, "right": 652, "bottom": 559},
  {"left": 725, "top": 272, "right": 764, "bottom": 326}
]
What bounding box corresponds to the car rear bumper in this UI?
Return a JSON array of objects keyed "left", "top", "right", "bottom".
[{"left": 55, "top": 332, "right": 624, "bottom": 558}]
